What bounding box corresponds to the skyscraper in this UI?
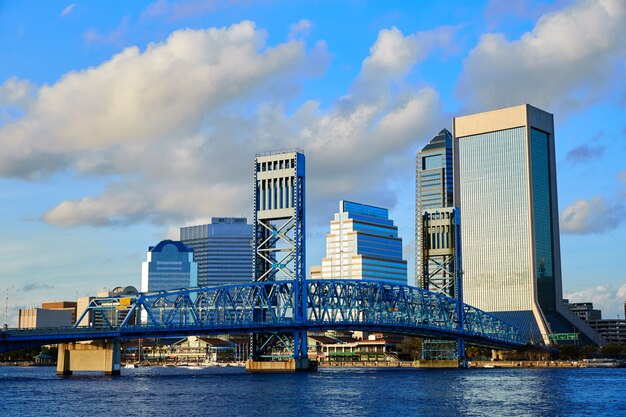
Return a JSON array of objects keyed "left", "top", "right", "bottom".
[
  {"left": 180, "top": 218, "right": 253, "bottom": 287},
  {"left": 141, "top": 240, "right": 198, "bottom": 292},
  {"left": 415, "top": 129, "right": 462, "bottom": 361},
  {"left": 415, "top": 128, "right": 455, "bottom": 289},
  {"left": 313, "top": 200, "right": 407, "bottom": 285},
  {"left": 453, "top": 104, "right": 601, "bottom": 344}
]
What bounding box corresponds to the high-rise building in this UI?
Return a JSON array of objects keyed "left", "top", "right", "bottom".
[
  {"left": 415, "top": 130, "right": 463, "bottom": 360},
  {"left": 180, "top": 218, "right": 253, "bottom": 287},
  {"left": 415, "top": 129, "right": 457, "bottom": 289},
  {"left": 312, "top": 200, "right": 407, "bottom": 285},
  {"left": 141, "top": 240, "right": 197, "bottom": 292},
  {"left": 453, "top": 104, "right": 601, "bottom": 344}
]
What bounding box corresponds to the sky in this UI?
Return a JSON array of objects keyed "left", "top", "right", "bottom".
[{"left": 1, "top": 0, "right": 625, "bottom": 326}]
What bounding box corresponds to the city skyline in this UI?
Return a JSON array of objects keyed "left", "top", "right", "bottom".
[{"left": 1, "top": 0, "right": 625, "bottom": 325}]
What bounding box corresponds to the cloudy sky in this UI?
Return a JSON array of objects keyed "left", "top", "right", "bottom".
[{"left": 1, "top": 0, "right": 625, "bottom": 325}]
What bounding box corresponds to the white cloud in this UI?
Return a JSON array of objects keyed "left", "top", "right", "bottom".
[
  {"left": 560, "top": 196, "right": 624, "bottom": 234},
  {"left": 0, "top": 77, "right": 35, "bottom": 123},
  {"left": 459, "top": 0, "right": 626, "bottom": 112},
  {"left": 0, "top": 23, "right": 449, "bottom": 231},
  {"left": 357, "top": 25, "right": 457, "bottom": 98},
  {"left": 61, "top": 3, "right": 78, "bottom": 17},
  {"left": 565, "top": 283, "right": 626, "bottom": 319},
  {"left": 83, "top": 16, "right": 130, "bottom": 46},
  {"left": 288, "top": 19, "right": 313, "bottom": 40}
]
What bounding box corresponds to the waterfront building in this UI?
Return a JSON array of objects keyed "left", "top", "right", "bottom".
[
  {"left": 312, "top": 200, "right": 407, "bottom": 285},
  {"left": 563, "top": 299, "right": 602, "bottom": 322},
  {"left": 18, "top": 301, "right": 78, "bottom": 329},
  {"left": 453, "top": 104, "right": 601, "bottom": 344},
  {"left": 415, "top": 129, "right": 462, "bottom": 361},
  {"left": 18, "top": 307, "right": 73, "bottom": 329},
  {"left": 415, "top": 128, "right": 454, "bottom": 288},
  {"left": 141, "top": 240, "right": 197, "bottom": 292},
  {"left": 75, "top": 286, "right": 138, "bottom": 327},
  {"left": 41, "top": 301, "right": 77, "bottom": 323},
  {"left": 587, "top": 319, "right": 626, "bottom": 345},
  {"left": 180, "top": 218, "right": 253, "bottom": 287},
  {"left": 76, "top": 296, "right": 94, "bottom": 327}
]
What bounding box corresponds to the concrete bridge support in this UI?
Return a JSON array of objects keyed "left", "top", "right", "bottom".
[
  {"left": 246, "top": 358, "right": 317, "bottom": 372},
  {"left": 57, "top": 340, "right": 121, "bottom": 376}
]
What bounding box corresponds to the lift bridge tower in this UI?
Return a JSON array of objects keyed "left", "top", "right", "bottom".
[
  {"left": 420, "top": 208, "right": 465, "bottom": 364},
  {"left": 247, "top": 149, "right": 313, "bottom": 371}
]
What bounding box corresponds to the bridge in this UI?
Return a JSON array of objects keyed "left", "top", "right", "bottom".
[
  {"left": 1, "top": 150, "right": 528, "bottom": 372},
  {"left": 1, "top": 279, "right": 526, "bottom": 355}
]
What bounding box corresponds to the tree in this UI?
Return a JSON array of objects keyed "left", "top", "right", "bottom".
[
  {"left": 600, "top": 344, "right": 624, "bottom": 358},
  {"left": 397, "top": 337, "right": 422, "bottom": 360}
]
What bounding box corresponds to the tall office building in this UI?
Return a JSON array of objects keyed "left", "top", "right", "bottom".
[
  {"left": 415, "top": 129, "right": 462, "bottom": 360},
  {"left": 453, "top": 104, "right": 601, "bottom": 344},
  {"left": 415, "top": 129, "right": 455, "bottom": 290},
  {"left": 180, "top": 218, "right": 253, "bottom": 287},
  {"left": 313, "top": 200, "right": 407, "bottom": 285},
  {"left": 141, "top": 240, "right": 198, "bottom": 292}
]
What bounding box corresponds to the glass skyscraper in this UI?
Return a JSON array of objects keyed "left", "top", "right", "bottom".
[
  {"left": 141, "top": 240, "right": 198, "bottom": 292},
  {"left": 180, "top": 218, "right": 253, "bottom": 287},
  {"left": 453, "top": 104, "right": 601, "bottom": 344},
  {"left": 312, "top": 200, "right": 407, "bottom": 285},
  {"left": 415, "top": 128, "right": 454, "bottom": 288}
]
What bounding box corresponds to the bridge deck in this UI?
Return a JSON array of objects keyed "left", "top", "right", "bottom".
[{"left": 1, "top": 280, "right": 527, "bottom": 354}]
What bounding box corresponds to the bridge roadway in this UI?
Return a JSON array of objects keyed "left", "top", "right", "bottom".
[{"left": 1, "top": 279, "right": 527, "bottom": 354}]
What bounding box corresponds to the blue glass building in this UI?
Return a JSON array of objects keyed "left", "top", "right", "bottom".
[
  {"left": 313, "top": 200, "right": 407, "bottom": 285},
  {"left": 141, "top": 240, "right": 198, "bottom": 292},
  {"left": 180, "top": 218, "right": 253, "bottom": 287}
]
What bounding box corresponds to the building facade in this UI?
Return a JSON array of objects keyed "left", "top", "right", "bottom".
[
  {"left": 18, "top": 301, "right": 77, "bottom": 329},
  {"left": 180, "top": 218, "right": 253, "bottom": 287},
  {"left": 141, "top": 240, "right": 197, "bottom": 292},
  {"left": 564, "top": 299, "right": 602, "bottom": 322},
  {"left": 415, "top": 129, "right": 454, "bottom": 288},
  {"left": 312, "top": 200, "right": 407, "bottom": 285},
  {"left": 587, "top": 319, "right": 626, "bottom": 345},
  {"left": 453, "top": 104, "right": 600, "bottom": 344},
  {"left": 18, "top": 308, "right": 73, "bottom": 329}
]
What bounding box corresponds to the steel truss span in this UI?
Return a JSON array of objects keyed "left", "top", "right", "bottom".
[{"left": 1, "top": 280, "right": 525, "bottom": 353}]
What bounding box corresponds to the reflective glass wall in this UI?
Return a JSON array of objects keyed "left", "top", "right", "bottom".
[{"left": 457, "top": 127, "right": 534, "bottom": 312}]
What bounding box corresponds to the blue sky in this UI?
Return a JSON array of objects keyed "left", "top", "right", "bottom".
[{"left": 1, "top": 0, "right": 625, "bottom": 326}]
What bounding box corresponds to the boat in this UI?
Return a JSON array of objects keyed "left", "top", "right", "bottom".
[{"left": 124, "top": 363, "right": 138, "bottom": 369}]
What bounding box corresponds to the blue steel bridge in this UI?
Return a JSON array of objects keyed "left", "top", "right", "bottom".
[{"left": 0, "top": 279, "right": 526, "bottom": 354}]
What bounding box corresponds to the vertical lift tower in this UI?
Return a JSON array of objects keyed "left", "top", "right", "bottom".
[
  {"left": 420, "top": 208, "right": 466, "bottom": 365},
  {"left": 246, "top": 150, "right": 314, "bottom": 371}
]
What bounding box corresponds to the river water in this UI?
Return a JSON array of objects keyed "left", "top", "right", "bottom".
[{"left": 0, "top": 366, "right": 625, "bottom": 416}]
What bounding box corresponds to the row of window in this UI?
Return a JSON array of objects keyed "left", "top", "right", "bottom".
[{"left": 256, "top": 158, "right": 296, "bottom": 172}]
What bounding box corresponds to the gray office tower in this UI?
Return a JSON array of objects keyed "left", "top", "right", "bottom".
[
  {"left": 453, "top": 104, "right": 601, "bottom": 345},
  {"left": 180, "top": 218, "right": 253, "bottom": 287}
]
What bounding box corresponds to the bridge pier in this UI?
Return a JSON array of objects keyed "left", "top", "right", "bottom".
[
  {"left": 245, "top": 358, "right": 317, "bottom": 372},
  {"left": 57, "top": 341, "right": 121, "bottom": 376}
]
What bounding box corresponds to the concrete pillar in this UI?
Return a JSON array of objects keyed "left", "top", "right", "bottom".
[
  {"left": 56, "top": 341, "right": 121, "bottom": 376},
  {"left": 56, "top": 343, "right": 72, "bottom": 375},
  {"left": 245, "top": 359, "right": 318, "bottom": 372}
]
